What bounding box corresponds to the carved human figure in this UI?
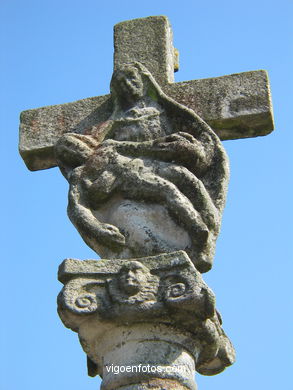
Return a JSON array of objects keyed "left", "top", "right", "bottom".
[
  {"left": 107, "top": 261, "right": 158, "bottom": 305},
  {"left": 118, "top": 261, "right": 152, "bottom": 296},
  {"left": 55, "top": 62, "right": 229, "bottom": 272}
]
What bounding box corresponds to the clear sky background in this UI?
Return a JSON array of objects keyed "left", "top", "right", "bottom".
[{"left": 1, "top": 1, "right": 292, "bottom": 389}]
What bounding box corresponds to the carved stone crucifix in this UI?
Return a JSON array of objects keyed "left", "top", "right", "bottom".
[
  {"left": 19, "top": 15, "right": 273, "bottom": 172},
  {"left": 19, "top": 15, "right": 274, "bottom": 390}
]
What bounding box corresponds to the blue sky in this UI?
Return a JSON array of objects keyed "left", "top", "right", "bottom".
[{"left": 1, "top": 1, "right": 292, "bottom": 389}]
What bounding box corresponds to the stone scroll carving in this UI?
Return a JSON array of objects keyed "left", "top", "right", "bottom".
[
  {"left": 58, "top": 251, "right": 235, "bottom": 378},
  {"left": 55, "top": 62, "right": 229, "bottom": 272}
]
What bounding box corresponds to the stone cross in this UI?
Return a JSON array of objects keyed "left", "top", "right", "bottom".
[
  {"left": 19, "top": 15, "right": 274, "bottom": 171},
  {"left": 19, "top": 15, "right": 274, "bottom": 390}
]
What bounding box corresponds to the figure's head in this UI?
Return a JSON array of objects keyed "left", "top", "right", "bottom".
[
  {"left": 110, "top": 64, "right": 145, "bottom": 102},
  {"left": 118, "top": 261, "right": 150, "bottom": 295}
]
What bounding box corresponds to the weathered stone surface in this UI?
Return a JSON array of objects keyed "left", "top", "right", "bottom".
[
  {"left": 19, "top": 16, "right": 274, "bottom": 171},
  {"left": 114, "top": 16, "right": 177, "bottom": 85},
  {"left": 19, "top": 95, "right": 112, "bottom": 171},
  {"left": 117, "top": 379, "right": 190, "bottom": 390},
  {"left": 165, "top": 69, "right": 274, "bottom": 140},
  {"left": 54, "top": 62, "right": 229, "bottom": 272},
  {"left": 58, "top": 251, "right": 235, "bottom": 389},
  {"left": 19, "top": 15, "right": 275, "bottom": 389},
  {"left": 19, "top": 70, "right": 273, "bottom": 171},
  {"left": 117, "top": 379, "right": 191, "bottom": 390}
]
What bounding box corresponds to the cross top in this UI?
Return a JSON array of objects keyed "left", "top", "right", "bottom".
[
  {"left": 19, "top": 15, "right": 274, "bottom": 171},
  {"left": 114, "top": 16, "right": 178, "bottom": 85}
]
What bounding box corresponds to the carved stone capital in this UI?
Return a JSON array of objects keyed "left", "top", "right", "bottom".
[{"left": 58, "top": 251, "right": 235, "bottom": 389}]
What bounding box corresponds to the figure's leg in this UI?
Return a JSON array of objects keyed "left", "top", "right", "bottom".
[
  {"left": 154, "top": 164, "right": 222, "bottom": 272},
  {"left": 87, "top": 170, "right": 119, "bottom": 208},
  {"left": 120, "top": 168, "right": 209, "bottom": 249},
  {"left": 67, "top": 168, "right": 125, "bottom": 254},
  {"left": 156, "top": 165, "right": 220, "bottom": 232}
]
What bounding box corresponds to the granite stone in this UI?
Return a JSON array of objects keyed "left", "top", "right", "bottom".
[
  {"left": 58, "top": 251, "right": 235, "bottom": 389},
  {"left": 19, "top": 16, "right": 274, "bottom": 171},
  {"left": 54, "top": 62, "right": 230, "bottom": 272},
  {"left": 19, "top": 15, "right": 275, "bottom": 390}
]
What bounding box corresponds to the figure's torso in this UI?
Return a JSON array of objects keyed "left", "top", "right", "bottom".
[{"left": 109, "top": 106, "right": 167, "bottom": 142}]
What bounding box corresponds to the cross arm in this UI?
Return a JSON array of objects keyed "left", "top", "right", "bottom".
[
  {"left": 19, "top": 69, "right": 274, "bottom": 171},
  {"left": 19, "top": 95, "right": 112, "bottom": 171},
  {"left": 164, "top": 69, "right": 274, "bottom": 140}
]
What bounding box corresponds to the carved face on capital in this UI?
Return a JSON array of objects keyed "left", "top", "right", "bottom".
[
  {"left": 118, "top": 261, "right": 150, "bottom": 296},
  {"left": 111, "top": 65, "right": 144, "bottom": 102}
]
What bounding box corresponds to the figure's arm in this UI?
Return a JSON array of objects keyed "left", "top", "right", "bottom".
[
  {"left": 101, "top": 132, "right": 211, "bottom": 176},
  {"left": 55, "top": 133, "right": 100, "bottom": 179},
  {"left": 67, "top": 167, "right": 125, "bottom": 252}
]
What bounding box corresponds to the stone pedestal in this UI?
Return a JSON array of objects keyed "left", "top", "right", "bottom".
[{"left": 57, "top": 251, "right": 235, "bottom": 389}]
